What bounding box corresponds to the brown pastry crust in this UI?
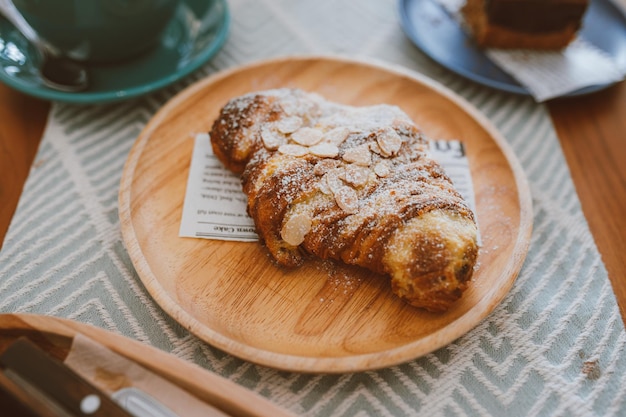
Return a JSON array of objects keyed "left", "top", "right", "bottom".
[
  {"left": 209, "top": 89, "right": 479, "bottom": 312},
  {"left": 462, "top": 0, "right": 587, "bottom": 50}
]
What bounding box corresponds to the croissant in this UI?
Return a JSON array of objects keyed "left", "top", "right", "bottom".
[{"left": 209, "top": 89, "right": 479, "bottom": 312}]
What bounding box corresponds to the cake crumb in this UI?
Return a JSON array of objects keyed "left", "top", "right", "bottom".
[{"left": 582, "top": 360, "right": 601, "bottom": 380}]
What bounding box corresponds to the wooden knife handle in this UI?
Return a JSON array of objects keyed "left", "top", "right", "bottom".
[{"left": 0, "top": 337, "right": 133, "bottom": 417}]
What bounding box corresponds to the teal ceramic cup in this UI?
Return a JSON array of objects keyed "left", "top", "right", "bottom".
[{"left": 11, "top": 0, "right": 180, "bottom": 63}]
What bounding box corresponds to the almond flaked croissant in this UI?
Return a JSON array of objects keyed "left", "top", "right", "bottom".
[{"left": 209, "top": 89, "right": 479, "bottom": 312}]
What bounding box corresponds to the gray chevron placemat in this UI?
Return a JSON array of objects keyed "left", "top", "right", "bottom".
[{"left": 2, "top": 0, "right": 625, "bottom": 416}]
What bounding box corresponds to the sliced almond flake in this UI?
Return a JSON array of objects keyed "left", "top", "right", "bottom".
[
  {"left": 334, "top": 186, "right": 359, "bottom": 214},
  {"left": 309, "top": 143, "right": 339, "bottom": 158},
  {"left": 369, "top": 141, "right": 383, "bottom": 155},
  {"left": 291, "top": 127, "right": 324, "bottom": 146},
  {"left": 313, "top": 159, "right": 340, "bottom": 176},
  {"left": 281, "top": 212, "right": 312, "bottom": 246},
  {"left": 317, "top": 179, "right": 332, "bottom": 195},
  {"left": 260, "top": 126, "right": 285, "bottom": 150},
  {"left": 276, "top": 116, "right": 303, "bottom": 134},
  {"left": 279, "top": 100, "right": 301, "bottom": 116},
  {"left": 392, "top": 118, "right": 415, "bottom": 132},
  {"left": 278, "top": 143, "right": 309, "bottom": 156},
  {"left": 325, "top": 170, "right": 345, "bottom": 194},
  {"left": 344, "top": 165, "right": 370, "bottom": 187},
  {"left": 374, "top": 161, "right": 391, "bottom": 177},
  {"left": 377, "top": 128, "right": 403, "bottom": 157},
  {"left": 342, "top": 144, "right": 371, "bottom": 166},
  {"left": 322, "top": 127, "right": 350, "bottom": 145}
]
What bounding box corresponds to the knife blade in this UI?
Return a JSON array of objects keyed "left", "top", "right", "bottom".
[{"left": 0, "top": 369, "right": 61, "bottom": 417}]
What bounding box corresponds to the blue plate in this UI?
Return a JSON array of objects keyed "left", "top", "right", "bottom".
[
  {"left": 0, "top": 0, "right": 229, "bottom": 104},
  {"left": 399, "top": 0, "right": 626, "bottom": 96}
]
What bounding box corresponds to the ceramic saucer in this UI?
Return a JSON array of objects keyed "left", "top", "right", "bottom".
[
  {"left": 0, "top": 0, "right": 229, "bottom": 104},
  {"left": 399, "top": 0, "right": 626, "bottom": 97}
]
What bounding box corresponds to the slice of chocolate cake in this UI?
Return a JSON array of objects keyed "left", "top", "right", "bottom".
[{"left": 462, "top": 0, "right": 589, "bottom": 49}]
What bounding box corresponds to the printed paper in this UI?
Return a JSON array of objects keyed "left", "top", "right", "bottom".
[{"left": 180, "top": 134, "right": 477, "bottom": 242}]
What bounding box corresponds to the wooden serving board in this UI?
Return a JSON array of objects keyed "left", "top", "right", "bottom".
[
  {"left": 0, "top": 313, "right": 294, "bottom": 417},
  {"left": 118, "top": 56, "right": 533, "bottom": 373}
]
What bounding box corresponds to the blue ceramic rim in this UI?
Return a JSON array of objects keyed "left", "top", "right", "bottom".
[
  {"left": 398, "top": 0, "right": 525, "bottom": 95},
  {"left": 398, "top": 0, "right": 619, "bottom": 98},
  {"left": 0, "top": 0, "right": 230, "bottom": 104}
]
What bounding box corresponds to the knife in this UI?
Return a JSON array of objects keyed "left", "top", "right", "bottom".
[
  {"left": 0, "top": 337, "right": 136, "bottom": 416},
  {"left": 0, "top": 336, "right": 194, "bottom": 417},
  {"left": 0, "top": 369, "right": 60, "bottom": 417}
]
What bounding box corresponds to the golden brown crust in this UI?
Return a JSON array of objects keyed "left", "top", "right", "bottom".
[
  {"left": 209, "top": 89, "right": 479, "bottom": 312},
  {"left": 462, "top": 0, "right": 584, "bottom": 50}
]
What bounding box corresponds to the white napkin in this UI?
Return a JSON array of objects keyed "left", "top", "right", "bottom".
[{"left": 439, "top": 0, "right": 625, "bottom": 101}]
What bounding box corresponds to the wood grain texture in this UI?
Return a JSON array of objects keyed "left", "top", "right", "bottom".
[
  {"left": 548, "top": 81, "right": 626, "bottom": 323},
  {"left": 3, "top": 60, "right": 623, "bottom": 370},
  {"left": 0, "top": 84, "right": 49, "bottom": 249},
  {"left": 0, "top": 313, "right": 295, "bottom": 417},
  {"left": 118, "top": 56, "right": 533, "bottom": 373}
]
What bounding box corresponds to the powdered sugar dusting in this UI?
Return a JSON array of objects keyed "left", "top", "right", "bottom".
[
  {"left": 240, "top": 89, "right": 471, "bottom": 249},
  {"left": 315, "top": 260, "right": 364, "bottom": 304},
  {"left": 209, "top": 88, "right": 479, "bottom": 311}
]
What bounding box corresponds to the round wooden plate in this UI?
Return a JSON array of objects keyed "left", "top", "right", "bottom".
[{"left": 119, "top": 56, "right": 532, "bottom": 373}]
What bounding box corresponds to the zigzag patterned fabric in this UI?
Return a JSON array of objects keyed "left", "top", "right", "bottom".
[{"left": 1, "top": 0, "right": 625, "bottom": 415}]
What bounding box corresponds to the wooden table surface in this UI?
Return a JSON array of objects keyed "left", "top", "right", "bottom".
[{"left": 1, "top": 81, "right": 625, "bottom": 325}]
